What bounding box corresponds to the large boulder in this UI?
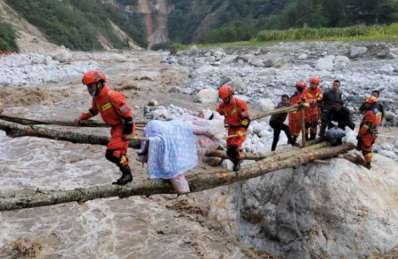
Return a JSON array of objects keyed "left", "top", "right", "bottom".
[
  {"left": 315, "top": 58, "right": 334, "bottom": 71},
  {"left": 209, "top": 155, "right": 398, "bottom": 258},
  {"left": 53, "top": 49, "right": 72, "bottom": 63},
  {"left": 334, "top": 55, "right": 350, "bottom": 64},
  {"left": 194, "top": 89, "right": 218, "bottom": 103},
  {"left": 252, "top": 99, "right": 275, "bottom": 112},
  {"left": 379, "top": 64, "right": 395, "bottom": 73},
  {"left": 350, "top": 46, "right": 368, "bottom": 58}
]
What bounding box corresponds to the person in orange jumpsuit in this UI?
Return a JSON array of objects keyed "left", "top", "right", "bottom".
[
  {"left": 357, "top": 96, "right": 382, "bottom": 169},
  {"left": 302, "top": 76, "right": 323, "bottom": 140},
  {"left": 75, "top": 70, "right": 135, "bottom": 185},
  {"left": 289, "top": 81, "right": 307, "bottom": 145},
  {"left": 216, "top": 85, "right": 250, "bottom": 171}
]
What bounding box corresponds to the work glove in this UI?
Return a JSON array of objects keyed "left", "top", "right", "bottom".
[{"left": 237, "top": 131, "right": 245, "bottom": 137}]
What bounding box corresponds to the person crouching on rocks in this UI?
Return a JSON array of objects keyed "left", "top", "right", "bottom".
[
  {"left": 216, "top": 85, "right": 250, "bottom": 171},
  {"left": 75, "top": 70, "right": 135, "bottom": 185},
  {"left": 270, "top": 94, "right": 298, "bottom": 151}
]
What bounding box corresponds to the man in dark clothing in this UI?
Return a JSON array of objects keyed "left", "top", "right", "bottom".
[
  {"left": 270, "top": 95, "right": 298, "bottom": 151},
  {"left": 354, "top": 90, "right": 385, "bottom": 122},
  {"left": 325, "top": 99, "right": 355, "bottom": 145},
  {"left": 319, "top": 80, "right": 343, "bottom": 137}
]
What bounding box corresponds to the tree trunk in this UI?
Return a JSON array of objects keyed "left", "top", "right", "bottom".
[
  {"left": 206, "top": 139, "right": 328, "bottom": 160},
  {"left": 251, "top": 105, "right": 298, "bottom": 120},
  {"left": 0, "top": 119, "right": 141, "bottom": 149},
  {"left": 0, "top": 143, "right": 355, "bottom": 211},
  {"left": 0, "top": 114, "right": 148, "bottom": 127}
]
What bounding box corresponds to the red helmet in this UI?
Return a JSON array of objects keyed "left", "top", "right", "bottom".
[
  {"left": 82, "top": 70, "right": 107, "bottom": 85},
  {"left": 219, "top": 85, "right": 234, "bottom": 99},
  {"left": 309, "top": 76, "right": 320, "bottom": 85},
  {"left": 295, "top": 81, "right": 307, "bottom": 89},
  {"left": 365, "top": 95, "right": 377, "bottom": 104}
]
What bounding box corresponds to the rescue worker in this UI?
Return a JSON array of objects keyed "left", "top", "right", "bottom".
[
  {"left": 270, "top": 94, "right": 298, "bottom": 151},
  {"left": 216, "top": 85, "right": 250, "bottom": 171},
  {"left": 357, "top": 96, "right": 382, "bottom": 169},
  {"left": 319, "top": 80, "right": 342, "bottom": 137},
  {"left": 75, "top": 70, "right": 135, "bottom": 185},
  {"left": 324, "top": 99, "right": 354, "bottom": 145},
  {"left": 289, "top": 81, "right": 306, "bottom": 145},
  {"left": 354, "top": 90, "right": 385, "bottom": 122},
  {"left": 302, "top": 76, "right": 323, "bottom": 140}
]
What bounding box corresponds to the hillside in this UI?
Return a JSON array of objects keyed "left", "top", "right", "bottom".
[
  {"left": 1, "top": 0, "right": 397, "bottom": 51},
  {"left": 2, "top": 0, "right": 147, "bottom": 52}
]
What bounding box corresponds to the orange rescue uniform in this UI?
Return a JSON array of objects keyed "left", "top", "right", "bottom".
[
  {"left": 289, "top": 91, "right": 303, "bottom": 138},
  {"left": 302, "top": 86, "right": 323, "bottom": 136},
  {"left": 216, "top": 97, "right": 250, "bottom": 156},
  {"left": 358, "top": 108, "right": 382, "bottom": 163},
  {"left": 79, "top": 86, "right": 134, "bottom": 167}
]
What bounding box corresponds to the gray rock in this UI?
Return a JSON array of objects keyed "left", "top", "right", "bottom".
[
  {"left": 218, "top": 76, "right": 232, "bottom": 88},
  {"left": 297, "top": 54, "right": 308, "bottom": 60},
  {"left": 258, "top": 129, "right": 269, "bottom": 138},
  {"left": 194, "top": 89, "right": 218, "bottom": 103},
  {"left": 168, "top": 87, "right": 182, "bottom": 93},
  {"left": 231, "top": 77, "right": 246, "bottom": 93},
  {"left": 252, "top": 99, "right": 275, "bottom": 112},
  {"left": 315, "top": 58, "right": 334, "bottom": 71},
  {"left": 110, "top": 53, "right": 127, "bottom": 62},
  {"left": 221, "top": 159, "right": 234, "bottom": 170},
  {"left": 148, "top": 100, "right": 159, "bottom": 106},
  {"left": 378, "top": 149, "right": 397, "bottom": 160},
  {"left": 350, "top": 46, "right": 368, "bottom": 58},
  {"left": 53, "top": 49, "right": 72, "bottom": 63},
  {"left": 394, "top": 138, "right": 398, "bottom": 149},
  {"left": 182, "top": 88, "right": 193, "bottom": 95},
  {"left": 379, "top": 64, "right": 395, "bottom": 73},
  {"left": 334, "top": 55, "right": 350, "bottom": 64},
  {"left": 380, "top": 143, "right": 393, "bottom": 151},
  {"left": 209, "top": 156, "right": 398, "bottom": 258},
  {"left": 385, "top": 111, "right": 396, "bottom": 121}
]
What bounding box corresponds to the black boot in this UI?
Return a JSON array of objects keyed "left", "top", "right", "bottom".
[
  {"left": 113, "top": 166, "right": 133, "bottom": 185},
  {"left": 310, "top": 132, "right": 316, "bottom": 140},
  {"left": 366, "top": 162, "right": 371, "bottom": 169},
  {"left": 233, "top": 160, "right": 241, "bottom": 171},
  {"left": 305, "top": 134, "right": 309, "bottom": 141}
]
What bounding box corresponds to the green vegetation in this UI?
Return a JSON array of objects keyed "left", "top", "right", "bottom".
[
  {"left": 257, "top": 24, "right": 398, "bottom": 42},
  {"left": 0, "top": 18, "right": 18, "bottom": 52},
  {"left": 198, "top": 0, "right": 398, "bottom": 44},
  {"left": 5, "top": 0, "right": 147, "bottom": 51}
]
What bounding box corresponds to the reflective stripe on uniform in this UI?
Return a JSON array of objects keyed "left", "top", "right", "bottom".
[
  {"left": 242, "top": 120, "right": 248, "bottom": 126},
  {"left": 102, "top": 102, "right": 112, "bottom": 111},
  {"left": 120, "top": 156, "right": 126, "bottom": 164},
  {"left": 231, "top": 108, "right": 237, "bottom": 115}
]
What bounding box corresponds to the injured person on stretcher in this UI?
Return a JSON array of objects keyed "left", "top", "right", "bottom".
[{"left": 137, "top": 108, "right": 225, "bottom": 194}]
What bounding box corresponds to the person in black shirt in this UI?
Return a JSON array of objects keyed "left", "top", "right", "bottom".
[
  {"left": 270, "top": 94, "right": 298, "bottom": 151},
  {"left": 354, "top": 90, "right": 385, "bottom": 122},
  {"left": 325, "top": 99, "right": 355, "bottom": 145},
  {"left": 319, "top": 80, "right": 342, "bottom": 137}
]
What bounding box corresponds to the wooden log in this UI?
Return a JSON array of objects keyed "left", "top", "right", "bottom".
[
  {"left": 206, "top": 139, "right": 328, "bottom": 160},
  {"left": 0, "top": 114, "right": 148, "bottom": 127},
  {"left": 0, "top": 119, "right": 142, "bottom": 149},
  {"left": 0, "top": 143, "right": 355, "bottom": 211},
  {"left": 251, "top": 105, "right": 298, "bottom": 120},
  {"left": 301, "top": 108, "right": 306, "bottom": 147}
]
